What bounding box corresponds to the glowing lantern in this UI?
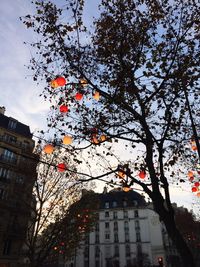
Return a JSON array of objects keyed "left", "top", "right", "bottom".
[
  {"left": 80, "top": 78, "right": 88, "bottom": 87},
  {"left": 56, "top": 77, "right": 66, "bottom": 86},
  {"left": 54, "top": 246, "right": 58, "bottom": 250},
  {"left": 191, "top": 140, "right": 197, "bottom": 151},
  {"left": 50, "top": 79, "right": 59, "bottom": 88},
  {"left": 118, "top": 171, "right": 125, "bottom": 179},
  {"left": 63, "top": 135, "right": 73, "bottom": 145},
  {"left": 93, "top": 91, "right": 100, "bottom": 101},
  {"left": 60, "top": 105, "right": 69, "bottom": 113},
  {"left": 91, "top": 134, "right": 99, "bottom": 144},
  {"left": 123, "top": 186, "right": 131, "bottom": 192},
  {"left": 139, "top": 170, "right": 146, "bottom": 179},
  {"left": 192, "top": 187, "right": 197, "bottom": 192},
  {"left": 57, "top": 163, "right": 66, "bottom": 172},
  {"left": 43, "top": 144, "right": 54, "bottom": 154},
  {"left": 188, "top": 171, "right": 194, "bottom": 178},
  {"left": 194, "top": 182, "right": 200, "bottom": 187},
  {"left": 189, "top": 176, "right": 194, "bottom": 182},
  {"left": 75, "top": 92, "right": 83, "bottom": 101},
  {"left": 100, "top": 135, "right": 107, "bottom": 142}
]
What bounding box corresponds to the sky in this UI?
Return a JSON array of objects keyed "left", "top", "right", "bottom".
[{"left": 0, "top": 0, "right": 198, "bottom": 215}]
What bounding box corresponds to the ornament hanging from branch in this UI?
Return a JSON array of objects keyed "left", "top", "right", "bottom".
[{"left": 43, "top": 144, "right": 54, "bottom": 154}]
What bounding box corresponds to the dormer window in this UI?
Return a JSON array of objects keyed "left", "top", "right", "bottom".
[
  {"left": 105, "top": 202, "right": 109, "bottom": 209},
  {"left": 8, "top": 119, "right": 17, "bottom": 130}
]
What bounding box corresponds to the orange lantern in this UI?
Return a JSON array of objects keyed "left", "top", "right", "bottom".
[
  {"left": 43, "top": 144, "right": 54, "bottom": 154},
  {"left": 91, "top": 134, "right": 99, "bottom": 144},
  {"left": 192, "top": 187, "right": 197, "bottom": 193},
  {"left": 60, "top": 105, "right": 69, "bottom": 113},
  {"left": 100, "top": 134, "right": 107, "bottom": 142},
  {"left": 118, "top": 171, "right": 125, "bottom": 179},
  {"left": 139, "top": 170, "right": 146, "bottom": 179},
  {"left": 197, "top": 192, "right": 200, "bottom": 197},
  {"left": 188, "top": 171, "right": 194, "bottom": 178},
  {"left": 93, "top": 91, "right": 100, "bottom": 101},
  {"left": 191, "top": 140, "right": 197, "bottom": 151},
  {"left": 80, "top": 78, "right": 88, "bottom": 87},
  {"left": 50, "top": 79, "right": 59, "bottom": 88},
  {"left": 56, "top": 77, "right": 66, "bottom": 86},
  {"left": 123, "top": 186, "right": 131, "bottom": 192},
  {"left": 75, "top": 92, "right": 83, "bottom": 101},
  {"left": 57, "top": 163, "right": 66, "bottom": 172},
  {"left": 63, "top": 135, "right": 73, "bottom": 145}
]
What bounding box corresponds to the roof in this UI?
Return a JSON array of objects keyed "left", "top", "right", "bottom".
[
  {"left": 0, "top": 113, "right": 32, "bottom": 138},
  {"left": 98, "top": 190, "right": 146, "bottom": 209}
]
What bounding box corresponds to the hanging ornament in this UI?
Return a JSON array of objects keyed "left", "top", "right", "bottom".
[
  {"left": 188, "top": 171, "right": 194, "bottom": 178},
  {"left": 57, "top": 163, "right": 67, "bottom": 172},
  {"left": 80, "top": 78, "right": 88, "bottom": 87},
  {"left": 194, "top": 182, "right": 200, "bottom": 187},
  {"left": 191, "top": 140, "right": 197, "bottom": 151},
  {"left": 60, "top": 105, "right": 69, "bottom": 113},
  {"left": 189, "top": 176, "right": 194, "bottom": 182},
  {"left": 50, "top": 79, "right": 59, "bottom": 88},
  {"left": 138, "top": 170, "right": 146, "bottom": 179},
  {"left": 192, "top": 186, "right": 197, "bottom": 193},
  {"left": 123, "top": 186, "right": 131, "bottom": 192},
  {"left": 93, "top": 91, "right": 100, "bottom": 101},
  {"left": 197, "top": 192, "right": 200, "bottom": 197},
  {"left": 56, "top": 77, "right": 66, "bottom": 86},
  {"left": 100, "top": 134, "right": 107, "bottom": 142},
  {"left": 43, "top": 144, "right": 54, "bottom": 154},
  {"left": 118, "top": 171, "right": 126, "bottom": 179},
  {"left": 91, "top": 134, "right": 99, "bottom": 144},
  {"left": 75, "top": 92, "right": 83, "bottom": 101},
  {"left": 63, "top": 135, "right": 73, "bottom": 145}
]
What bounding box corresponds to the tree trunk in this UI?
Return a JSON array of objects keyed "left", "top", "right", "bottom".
[{"left": 155, "top": 203, "right": 195, "bottom": 267}]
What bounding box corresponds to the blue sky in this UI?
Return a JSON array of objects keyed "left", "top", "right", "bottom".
[{"left": 0, "top": 0, "right": 198, "bottom": 214}]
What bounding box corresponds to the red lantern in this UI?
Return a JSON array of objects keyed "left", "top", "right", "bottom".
[
  {"left": 194, "top": 182, "right": 200, "bottom": 187},
  {"left": 60, "top": 105, "right": 69, "bottom": 113},
  {"left": 139, "top": 170, "right": 146, "bottom": 179},
  {"left": 192, "top": 187, "right": 197, "bottom": 193},
  {"left": 189, "top": 176, "right": 194, "bottom": 182},
  {"left": 57, "top": 163, "right": 66, "bottom": 172},
  {"left": 56, "top": 77, "right": 66, "bottom": 86},
  {"left": 75, "top": 92, "right": 83, "bottom": 101}
]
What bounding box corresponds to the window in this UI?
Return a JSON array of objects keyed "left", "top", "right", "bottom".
[
  {"left": 95, "top": 260, "right": 100, "bottom": 267},
  {"left": 8, "top": 119, "right": 17, "bottom": 130},
  {"left": 2, "top": 149, "right": 17, "bottom": 164},
  {"left": 125, "top": 244, "right": 130, "bottom": 257},
  {"left": 123, "top": 200, "right": 127, "bottom": 207},
  {"left": 105, "top": 202, "right": 109, "bottom": 208},
  {"left": 105, "top": 222, "right": 109, "bottom": 229},
  {"left": 105, "top": 233, "right": 110, "bottom": 240},
  {"left": 136, "top": 232, "right": 141, "bottom": 242},
  {"left": 0, "top": 188, "right": 5, "bottom": 199},
  {"left": 84, "top": 260, "right": 89, "bottom": 267},
  {"left": 135, "top": 220, "right": 140, "bottom": 230},
  {"left": 133, "top": 200, "right": 138, "bottom": 206},
  {"left": 113, "top": 260, "right": 119, "bottom": 267},
  {"left": 114, "top": 245, "right": 119, "bottom": 257},
  {"left": 114, "top": 233, "right": 118, "bottom": 243},
  {"left": 134, "top": 210, "right": 139, "bottom": 217},
  {"left": 95, "top": 234, "right": 99, "bottom": 244},
  {"left": 113, "top": 211, "right": 118, "bottom": 219},
  {"left": 114, "top": 221, "right": 118, "bottom": 231},
  {"left": 0, "top": 168, "right": 12, "bottom": 180},
  {"left": 85, "top": 235, "right": 89, "bottom": 244},
  {"left": 95, "top": 246, "right": 100, "bottom": 257},
  {"left": 84, "top": 246, "right": 89, "bottom": 258},
  {"left": 125, "top": 233, "right": 130, "bottom": 242},
  {"left": 5, "top": 134, "right": 17, "bottom": 144},
  {"left": 105, "top": 211, "right": 109, "bottom": 217},
  {"left": 124, "top": 221, "right": 129, "bottom": 231},
  {"left": 3, "top": 239, "right": 12, "bottom": 255},
  {"left": 95, "top": 223, "right": 99, "bottom": 232},
  {"left": 113, "top": 201, "right": 117, "bottom": 207},
  {"left": 124, "top": 210, "right": 128, "bottom": 218}
]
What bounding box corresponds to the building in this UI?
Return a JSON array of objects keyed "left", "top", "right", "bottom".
[
  {"left": 0, "top": 107, "right": 38, "bottom": 267},
  {"left": 66, "top": 188, "right": 167, "bottom": 267}
]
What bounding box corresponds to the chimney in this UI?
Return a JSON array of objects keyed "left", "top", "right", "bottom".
[{"left": 0, "top": 106, "right": 5, "bottom": 115}]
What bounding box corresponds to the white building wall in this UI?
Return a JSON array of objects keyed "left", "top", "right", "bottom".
[{"left": 66, "top": 204, "right": 166, "bottom": 267}]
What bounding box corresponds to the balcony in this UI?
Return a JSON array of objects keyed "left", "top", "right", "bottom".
[
  {"left": 0, "top": 154, "right": 17, "bottom": 165},
  {"left": 0, "top": 135, "right": 33, "bottom": 153}
]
